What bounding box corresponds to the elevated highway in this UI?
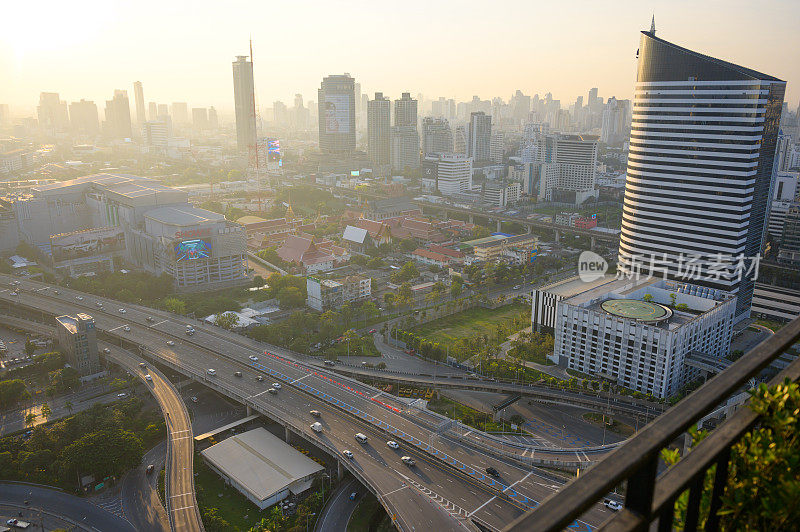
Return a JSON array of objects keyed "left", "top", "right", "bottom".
[{"left": 0, "top": 275, "right": 619, "bottom": 531}]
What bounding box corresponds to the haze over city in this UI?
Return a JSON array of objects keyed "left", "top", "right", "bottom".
[{"left": 2, "top": 0, "right": 799, "bottom": 113}]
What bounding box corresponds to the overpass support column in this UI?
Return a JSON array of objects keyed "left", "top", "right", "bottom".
[
  {"left": 468, "top": 214, "right": 474, "bottom": 224},
  {"left": 284, "top": 426, "right": 292, "bottom": 444},
  {"left": 496, "top": 219, "right": 502, "bottom": 233},
  {"left": 337, "top": 460, "right": 345, "bottom": 480},
  {"left": 526, "top": 224, "right": 532, "bottom": 234},
  {"left": 590, "top": 236, "right": 596, "bottom": 251},
  {"left": 554, "top": 230, "right": 560, "bottom": 243},
  {"left": 246, "top": 405, "right": 253, "bottom": 416}
]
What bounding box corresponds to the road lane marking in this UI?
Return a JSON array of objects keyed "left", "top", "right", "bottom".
[
  {"left": 172, "top": 436, "right": 192, "bottom": 441},
  {"left": 291, "top": 374, "right": 312, "bottom": 384},
  {"left": 503, "top": 471, "right": 533, "bottom": 493},
  {"left": 382, "top": 484, "right": 408, "bottom": 497},
  {"left": 171, "top": 505, "right": 195, "bottom": 511},
  {"left": 151, "top": 319, "right": 168, "bottom": 327},
  {"left": 170, "top": 492, "right": 193, "bottom": 498},
  {"left": 467, "top": 496, "right": 496, "bottom": 517}
]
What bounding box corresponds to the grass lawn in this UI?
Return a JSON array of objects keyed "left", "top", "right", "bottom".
[
  {"left": 194, "top": 454, "right": 263, "bottom": 531},
  {"left": 347, "top": 493, "right": 392, "bottom": 532},
  {"left": 413, "top": 304, "right": 530, "bottom": 344}
]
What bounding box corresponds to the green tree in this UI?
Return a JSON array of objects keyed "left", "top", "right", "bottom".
[
  {"left": 25, "top": 340, "right": 36, "bottom": 357},
  {"left": 201, "top": 507, "right": 230, "bottom": 531},
  {"left": 642, "top": 293, "right": 653, "bottom": 302},
  {"left": 25, "top": 412, "right": 37, "bottom": 426},
  {"left": 40, "top": 403, "right": 52, "bottom": 420},
  {"left": 0, "top": 380, "right": 30, "bottom": 408},
  {"left": 213, "top": 311, "right": 238, "bottom": 330},
  {"left": 65, "top": 400, "right": 73, "bottom": 414},
  {"left": 163, "top": 297, "right": 187, "bottom": 315},
  {"left": 277, "top": 286, "right": 305, "bottom": 308}
]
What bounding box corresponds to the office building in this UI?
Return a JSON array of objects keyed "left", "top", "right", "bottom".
[
  {"left": 468, "top": 112, "right": 491, "bottom": 162},
  {"left": 208, "top": 107, "right": 219, "bottom": 130},
  {"left": 192, "top": 107, "right": 209, "bottom": 130},
  {"left": 55, "top": 313, "right": 100, "bottom": 375},
  {"left": 421, "top": 117, "right": 453, "bottom": 155},
  {"left": 391, "top": 126, "right": 420, "bottom": 172},
  {"left": 133, "top": 81, "right": 146, "bottom": 124},
  {"left": 549, "top": 276, "right": 735, "bottom": 398},
  {"left": 142, "top": 120, "right": 170, "bottom": 148},
  {"left": 69, "top": 100, "right": 100, "bottom": 136},
  {"left": 37, "top": 92, "right": 69, "bottom": 133},
  {"left": 306, "top": 275, "right": 371, "bottom": 311},
  {"left": 148, "top": 102, "right": 157, "bottom": 121},
  {"left": 232, "top": 55, "right": 257, "bottom": 152},
  {"left": 367, "top": 92, "right": 391, "bottom": 167},
  {"left": 394, "top": 92, "right": 417, "bottom": 127},
  {"left": 778, "top": 202, "right": 800, "bottom": 265},
  {"left": 528, "top": 133, "right": 598, "bottom": 204},
  {"left": 600, "top": 97, "right": 631, "bottom": 145},
  {"left": 171, "top": 102, "right": 189, "bottom": 126},
  {"left": 157, "top": 103, "right": 169, "bottom": 119},
  {"left": 104, "top": 90, "right": 132, "bottom": 139},
  {"left": 423, "top": 153, "right": 472, "bottom": 196},
  {"left": 318, "top": 74, "right": 356, "bottom": 154},
  {"left": 490, "top": 132, "right": 504, "bottom": 163},
  {"left": 768, "top": 172, "right": 799, "bottom": 240},
  {"left": 454, "top": 125, "right": 467, "bottom": 154},
  {"left": 483, "top": 181, "right": 520, "bottom": 207},
  {"left": 617, "top": 28, "right": 786, "bottom": 318}
]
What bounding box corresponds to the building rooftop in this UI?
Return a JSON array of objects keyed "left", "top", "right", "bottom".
[
  {"left": 144, "top": 205, "right": 225, "bottom": 226},
  {"left": 538, "top": 274, "right": 620, "bottom": 299},
  {"left": 343, "top": 225, "right": 369, "bottom": 245},
  {"left": 200, "top": 428, "right": 323, "bottom": 502}
]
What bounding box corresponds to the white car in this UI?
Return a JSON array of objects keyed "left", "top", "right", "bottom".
[
  {"left": 166, "top": 340, "right": 175, "bottom": 346},
  {"left": 342, "top": 450, "right": 354, "bottom": 459},
  {"left": 386, "top": 441, "right": 399, "bottom": 449},
  {"left": 604, "top": 499, "right": 623, "bottom": 511},
  {"left": 206, "top": 368, "right": 216, "bottom": 376},
  {"left": 76, "top": 296, "right": 84, "bottom": 301},
  {"left": 9, "top": 292, "right": 17, "bottom": 296},
  {"left": 144, "top": 374, "right": 153, "bottom": 381},
  {"left": 96, "top": 301, "right": 103, "bottom": 307},
  {"left": 401, "top": 456, "right": 415, "bottom": 466},
  {"left": 249, "top": 355, "right": 259, "bottom": 361},
  {"left": 272, "top": 383, "right": 281, "bottom": 389},
  {"left": 103, "top": 347, "right": 111, "bottom": 354},
  {"left": 123, "top": 325, "right": 131, "bottom": 332},
  {"left": 118, "top": 308, "right": 126, "bottom": 314},
  {"left": 117, "top": 393, "right": 127, "bottom": 398}
]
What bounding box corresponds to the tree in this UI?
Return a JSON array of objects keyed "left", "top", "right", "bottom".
[
  {"left": 642, "top": 293, "right": 653, "bottom": 302},
  {"left": 213, "top": 311, "right": 239, "bottom": 330},
  {"left": 65, "top": 401, "right": 73, "bottom": 414},
  {"left": 40, "top": 403, "right": 52, "bottom": 420},
  {"left": 202, "top": 507, "right": 230, "bottom": 531},
  {"left": 25, "top": 340, "right": 35, "bottom": 357},
  {"left": 276, "top": 286, "right": 305, "bottom": 308},
  {"left": 669, "top": 292, "right": 677, "bottom": 307},
  {"left": 163, "top": 297, "right": 186, "bottom": 315},
  {"left": 253, "top": 275, "right": 266, "bottom": 287},
  {"left": 0, "top": 379, "right": 29, "bottom": 408},
  {"left": 25, "top": 412, "right": 37, "bottom": 426},
  {"left": 450, "top": 277, "right": 463, "bottom": 298}
]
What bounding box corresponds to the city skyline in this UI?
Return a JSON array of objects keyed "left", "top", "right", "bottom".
[{"left": 2, "top": 0, "right": 799, "bottom": 114}]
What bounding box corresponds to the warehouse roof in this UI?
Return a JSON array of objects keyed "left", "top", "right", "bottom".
[
  {"left": 144, "top": 205, "right": 224, "bottom": 226},
  {"left": 200, "top": 428, "right": 323, "bottom": 502}
]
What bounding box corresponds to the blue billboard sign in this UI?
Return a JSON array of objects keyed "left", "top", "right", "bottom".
[{"left": 175, "top": 239, "right": 211, "bottom": 261}]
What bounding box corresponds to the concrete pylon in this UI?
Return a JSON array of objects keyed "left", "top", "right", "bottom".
[
  {"left": 496, "top": 219, "right": 502, "bottom": 232},
  {"left": 337, "top": 461, "right": 345, "bottom": 480},
  {"left": 284, "top": 425, "right": 291, "bottom": 444}
]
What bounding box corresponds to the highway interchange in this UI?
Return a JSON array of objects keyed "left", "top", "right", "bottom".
[{"left": 0, "top": 273, "right": 618, "bottom": 531}]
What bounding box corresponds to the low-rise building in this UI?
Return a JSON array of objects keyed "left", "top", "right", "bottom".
[
  {"left": 555, "top": 212, "right": 598, "bottom": 229},
  {"left": 411, "top": 248, "right": 452, "bottom": 268},
  {"left": 483, "top": 181, "right": 521, "bottom": 207},
  {"left": 55, "top": 313, "right": 100, "bottom": 375},
  {"left": 471, "top": 233, "right": 537, "bottom": 262},
  {"left": 306, "top": 275, "right": 371, "bottom": 311},
  {"left": 277, "top": 234, "right": 349, "bottom": 273}
]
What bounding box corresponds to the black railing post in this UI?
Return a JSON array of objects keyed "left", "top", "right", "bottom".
[
  {"left": 704, "top": 447, "right": 731, "bottom": 532},
  {"left": 656, "top": 495, "right": 676, "bottom": 532},
  {"left": 625, "top": 455, "right": 658, "bottom": 521}
]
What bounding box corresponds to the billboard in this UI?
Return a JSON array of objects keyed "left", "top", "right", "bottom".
[
  {"left": 323, "top": 94, "right": 350, "bottom": 134},
  {"left": 268, "top": 139, "right": 281, "bottom": 162},
  {"left": 175, "top": 239, "right": 211, "bottom": 261},
  {"left": 50, "top": 227, "right": 125, "bottom": 262}
]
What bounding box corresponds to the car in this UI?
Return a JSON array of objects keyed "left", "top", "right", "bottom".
[
  {"left": 53, "top": 290, "right": 59, "bottom": 294},
  {"left": 234, "top": 371, "right": 242, "bottom": 378},
  {"left": 604, "top": 499, "right": 623, "bottom": 511},
  {"left": 144, "top": 374, "right": 153, "bottom": 381},
  {"left": 118, "top": 308, "right": 126, "bottom": 314},
  {"left": 369, "top": 329, "right": 376, "bottom": 333},
  {"left": 76, "top": 296, "right": 84, "bottom": 301},
  {"left": 513, "top": 285, "right": 522, "bottom": 290},
  {"left": 355, "top": 433, "right": 368, "bottom": 443},
  {"left": 166, "top": 340, "right": 175, "bottom": 346},
  {"left": 324, "top": 360, "right": 335, "bottom": 366},
  {"left": 9, "top": 291, "right": 17, "bottom": 296},
  {"left": 268, "top": 388, "right": 277, "bottom": 395},
  {"left": 249, "top": 355, "right": 259, "bottom": 361},
  {"left": 386, "top": 440, "right": 399, "bottom": 449},
  {"left": 349, "top": 492, "right": 358, "bottom": 501},
  {"left": 146, "top": 316, "right": 154, "bottom": 322},
  {"left": 272, "top": 383, "right": 281, "bottom": 389},
  {"left": 123, "top": 325, "right": 131, "bottom": 332},
  {"left": 117, "top": 393, "right": 127, "bottom": 398},
  {"left": 485, "top": 467, "right": 500, "bottom": 477},
  {"left": 206, "top": 368, "right": 216, "bottom": 376},
  {"left": 146, "top": 464, "right": 155, "bottom": 474},
  {"left": 191, "top": 396, "right": 198, "bottom": 403},
  {"left": 311, "top": 422, "right": 323, "bottom": 433},
  {"left": 256, "top": 375, "right": 264, "bottom": 382},
  {"left": 96, "top": 301, "right": 103, "bottom": 307},
  {"left": 139, "top": 362, "right": 146, "bottom": 368},
  {"left": 103, "top": 347, "right": 111, "bottom": 354},
  {"left": 401, "top": 456, "right": 415, "bottom": 466},
  {"left": 310, "top": 410, "right": 321, "bottom": 417},
  {"left": 342, "top": 450, "right": 354, "bottom": 459}
]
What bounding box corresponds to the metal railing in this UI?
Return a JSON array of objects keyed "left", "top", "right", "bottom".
[{"left": 504, "top": 316, "right": 800, "bottom": 532}]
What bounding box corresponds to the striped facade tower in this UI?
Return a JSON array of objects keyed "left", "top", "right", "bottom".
[{"left": 618, "top": 25, "right": 786, "bottom": 318}]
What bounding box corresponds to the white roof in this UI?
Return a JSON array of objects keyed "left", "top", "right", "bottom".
[
  {"left": 342, "top": 225, "right": 369, "bottom": 244},
  {"left": 201, "top": 428, "right": 324, "bottom": 501},
  {"left": 204, "top": 311, "right": 259, "bottom": 328}
]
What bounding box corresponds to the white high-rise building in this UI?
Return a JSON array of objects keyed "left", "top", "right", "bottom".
[
  {"left": 424, "top": 153, "right": 472, "bottom": 196},
  {"left": 367, "top": 92, "right": 391, "bottom": 167},
  {"left": 133, "top": 81, "right": 146, "bottom": 125},
  {"left": 768, "top": 172, "right": 800, "bottom": 240},
  {"left": 490, "top": 132, "right": 504, "bottom": 163},
  {"left": 617, "top": 28, "right": 786, "bottom": 318}
]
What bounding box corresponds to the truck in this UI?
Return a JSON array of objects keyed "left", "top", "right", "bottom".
[{"left": 6, "top": 519, "right": 31, "bottom": 529}]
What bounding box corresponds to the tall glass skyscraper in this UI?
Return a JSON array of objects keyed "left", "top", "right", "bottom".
[
  {"left": 617, "top": 28, "right": 785, "bottom": 318},
  {"left": 318, "top": 74, "right": 356, "bottom": 154},
  {"left": 232, "top": 55, "right": 257, "bottom": 152}
]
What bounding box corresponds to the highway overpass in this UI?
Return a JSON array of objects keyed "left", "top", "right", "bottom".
[{"left": 0, "top": 275, "right": 619, "bottom": 531}]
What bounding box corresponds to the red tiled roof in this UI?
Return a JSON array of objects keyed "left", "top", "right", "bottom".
[{"left": 412, "top": 248, "right": 451, "bottom": 264}]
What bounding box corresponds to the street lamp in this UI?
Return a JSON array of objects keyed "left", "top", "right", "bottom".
[{"left": 306, "top": 512, "right": 316, "bottom": 532}]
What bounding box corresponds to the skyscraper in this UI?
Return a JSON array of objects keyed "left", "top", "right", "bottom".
[
  {"left": 148, "top": 102, "right": 157, "bottom": 121},
  {"left": 617, "top": 27, "right": 786, "bottom": 318},
  {"left": 391, "top": 93, "right": 420, "bottom": 172},
  {"left": 394, "top": 92, "right": 417, "bottom": 127},
  {"left": 468, "top": 111, "right": 491, "bottom": 162},
  {"left": 104, "top": 90, "right": 132, "bottom": 139},
  {"left": 192, "top": 108, "right": 209, "bottom": 130},
  {"left": 69, "top": 99, "right": 100, "bottom": 135},
  {"left": 208, "top": 107, "right": 219, "bottom": 130},
  {"left": 232, "top": 55, "right": 257, "bottom": 152},
  {"left": 421, "top": 117, "right": 453, "bottom": 155},
  {"left": 171, "top": 102, "right": 189, "bottom": 126},
  {"left": 133, "top": 81, "right": 146, "bottom": 124},
  {"left": 368, "top": 92, "right": 391, "bottom": 167},
  {"left": 318, "top": 74, "right": 356, "bottom": 154},
  {"left": 37, "top": 92, "right": 69, "bottom": 133}
]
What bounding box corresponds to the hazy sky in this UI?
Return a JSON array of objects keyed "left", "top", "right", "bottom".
[{"left": 2, "top": 0, "right": 798, "bottom": 116}]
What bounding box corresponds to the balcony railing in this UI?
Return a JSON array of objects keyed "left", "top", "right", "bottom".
[{"left": 504, "top": 316, "right": 800, "bottom": 532}]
